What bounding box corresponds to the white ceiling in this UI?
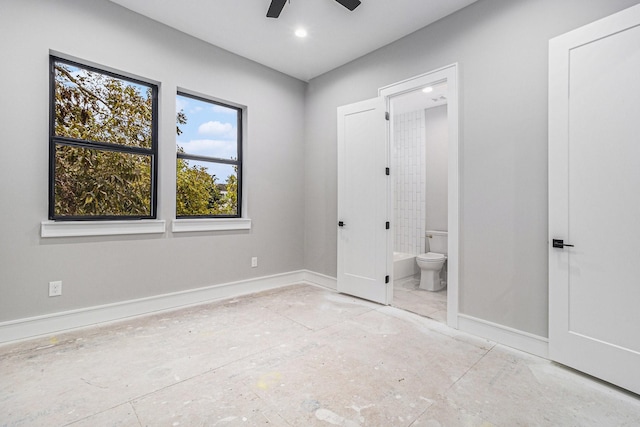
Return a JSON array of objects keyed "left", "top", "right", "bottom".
[{"left": 108, "top": 0, "right": 478, "bottom": 82}]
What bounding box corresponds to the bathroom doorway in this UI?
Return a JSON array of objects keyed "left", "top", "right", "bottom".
[{"left": 379, "top": 65, "right": 459, "bottom": 327}]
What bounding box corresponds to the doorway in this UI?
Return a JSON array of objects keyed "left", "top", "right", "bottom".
[
  {"left": 380, "top": 64, "right": 460, "bottom": 327},
  {"left": 387, "top": 82, "right": 449, "bottom": 322},
  {"left": 336, "top": 65, "right": 459, "bottom": 327}
]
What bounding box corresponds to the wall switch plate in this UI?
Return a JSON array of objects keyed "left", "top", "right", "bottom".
[
  {"left": 49, "top": 281, "right": 62, "bottom": 297},
  {"left": 251, "top": 257, "right": 258, "bottom": 268}
]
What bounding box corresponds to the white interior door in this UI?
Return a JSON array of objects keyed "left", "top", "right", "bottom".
[
  {"left": 549, "top": 4, "right": 640, "bottom": 394},
  {"left": 337, "top": 97, "right": 390, "bottom": 304}
]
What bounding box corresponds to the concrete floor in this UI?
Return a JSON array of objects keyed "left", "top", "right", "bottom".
[
  {"left": 1, "top": 284, "right": 640, "bottom": 426},
  {"left": 392, "top": 278, "right": 447, "bottom": 322}
]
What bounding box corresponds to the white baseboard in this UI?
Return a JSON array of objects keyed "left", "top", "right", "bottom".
[
  {"left": 458, "top": 314, "right": 549, "bottom": 358},
  {"left": 0, "top": 270, "right": 320, "bottom": 345},
  {"left": 1, "top": 270, "right": 548, "bottom": 363},
  {"left": 301, "top": 270, "right": 337, "bottom": 290}
]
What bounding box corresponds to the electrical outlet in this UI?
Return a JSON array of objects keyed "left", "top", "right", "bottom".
[
  {"left": 251, "top": 257, "right": 258, "bottom": 268},
  {"left": 49, "top": 281, "right": 62, "bottom": 297}
]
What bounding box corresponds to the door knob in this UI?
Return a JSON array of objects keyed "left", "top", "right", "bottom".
[
  {"left": 552, "top": 239, "right": 574, "bottom": 248},
  {"left": 338, "top": 221, "right": 345, "bottom": 227}
]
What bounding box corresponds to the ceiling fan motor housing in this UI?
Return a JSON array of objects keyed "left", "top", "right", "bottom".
[{"left": 267, "top": 0, "right": 362, "bottom": 18}]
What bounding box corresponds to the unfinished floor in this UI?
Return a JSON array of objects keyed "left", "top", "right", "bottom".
[
  {"left": 393, "top": 278, "right": 447, "bottom": 322},
  {"left": 2, "top": 284, "right": 639, "bottom": 426}
]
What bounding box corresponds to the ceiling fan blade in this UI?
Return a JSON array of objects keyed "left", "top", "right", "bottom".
[
  {"left": 267, "top": 0, "right": 287, "bottom": 18},
  {"left": 335, "top": 0, "right": 361, "bottom": 11}
]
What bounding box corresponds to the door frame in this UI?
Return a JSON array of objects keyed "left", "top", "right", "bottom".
[{"left": 379, "top": 64, "right": 460, "bottom": 328}]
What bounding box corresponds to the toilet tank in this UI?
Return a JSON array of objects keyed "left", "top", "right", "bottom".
[{"left": 426, "top": 230, "right": 448, "bottom": 255}]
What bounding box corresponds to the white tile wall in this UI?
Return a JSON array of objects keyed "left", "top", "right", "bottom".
[{"left": 393, "top": 110, "right": 426, "bottom": 255}]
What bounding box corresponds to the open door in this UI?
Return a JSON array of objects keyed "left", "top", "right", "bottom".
[
  {"left": 549, "top": 4, "right": 640, "bottom": 394},
  {"left": 337, "top": 98, "right": 390, "bottom": 304}
]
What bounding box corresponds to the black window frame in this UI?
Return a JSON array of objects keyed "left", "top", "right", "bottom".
[
  {"left": 49, "top": 56, "right": 159, "bottom": 221},
  {"left": 176, "top": 91, "right": 243, "bottom": 219}
]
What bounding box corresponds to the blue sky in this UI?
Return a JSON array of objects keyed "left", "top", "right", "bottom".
[{"left": 176, "top": 94, "right": 238, "bottom": 183}]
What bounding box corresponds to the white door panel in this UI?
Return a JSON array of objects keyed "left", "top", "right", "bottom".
[
  {"left": 337, "top": 98, "right": 389, "bottom": 304},
  {"left": 549, "top": 4, "right": 640, "bottom": 394},
  {"left": 569, "top": 25, "right": 640, "bottom": 352}
]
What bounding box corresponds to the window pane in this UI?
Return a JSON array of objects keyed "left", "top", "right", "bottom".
[
  {"left": 176, "top": 94, "right": 238, "bottom": 160},
  {"left": 54, "top": 145, "right": 151, "bottom": 217},
  {"left": 176, "top": 159, "right": 238, "bottom": 216},
  {"left": 54, "top": 61, "right": 153, "bottom": 148}
]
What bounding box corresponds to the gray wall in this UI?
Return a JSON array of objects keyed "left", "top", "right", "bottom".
[
  {"left": 0, "top": 0, "right": 306, "bottom": 322},
  {"left": 1, "top": 0, "right": 637, "bottom": 340},
  {"left": 303, "top": 0, "right": 639, "bottom": 337}
]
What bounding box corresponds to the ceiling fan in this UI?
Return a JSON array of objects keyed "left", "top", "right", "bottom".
[{"left": 267, "top": 0, "right": 362, "bottom": 18}]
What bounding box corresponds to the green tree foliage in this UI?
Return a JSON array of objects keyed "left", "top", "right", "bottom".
[
  {"left": 55, "top": 146, "right": 151, "bottom": 216},
  {"left": 175, "top": 148, "right": 238, "bottom": 216},
  {"left": 176, "top": 147, "right": 222, "bottom": 216},
  {"left": 53, "top": 62, "right": 153, "bottom": 216},
  {"left": 221, "top": 169, "right": 238, "bottom": 213}
]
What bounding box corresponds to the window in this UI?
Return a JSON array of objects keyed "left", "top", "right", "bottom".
[
  {"left": 175, "top": 92, "right": 242, "bottom": 218},
  {"left": 49, "top": 57, "right": 158, "bottom": 220}
]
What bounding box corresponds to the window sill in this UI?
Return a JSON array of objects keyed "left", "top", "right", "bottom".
[
  {"left": 172, "top": 218, "right": 252, "bottom": 233},
  {"left": 41, "top": 220, "right": 166, "bottom": 238}
]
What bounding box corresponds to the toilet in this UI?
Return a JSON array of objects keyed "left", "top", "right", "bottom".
[{"left": 416, "top": 230, "right": 447, "bottom": 291}]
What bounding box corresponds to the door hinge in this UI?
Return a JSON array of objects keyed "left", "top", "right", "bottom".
[
  {"left": 385, "top": 221, "right": 390, "bottom": 230},
  {"left": 385, "top": 167, "right": 390, "bottom": 176},
  {"left": 385, "top": 111, "right": 390, "bottom": 121},
  {"left": 385, "top": 275, "right": 390, "bottom": 284}
]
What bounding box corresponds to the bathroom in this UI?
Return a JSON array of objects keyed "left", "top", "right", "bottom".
[{"left": 391, "top": 83, "right": 449, "bottom": 321}]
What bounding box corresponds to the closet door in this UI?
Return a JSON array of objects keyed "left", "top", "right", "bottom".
[{"left": 549, "top": 4, "right": 640, "bottom": 394}]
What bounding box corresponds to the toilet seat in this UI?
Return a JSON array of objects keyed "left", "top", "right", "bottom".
[{"left": 417, "top": 252, "right": 446, "bottom": 262}]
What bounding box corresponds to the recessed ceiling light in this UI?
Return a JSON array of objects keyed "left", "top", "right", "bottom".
[
  {"left": 422, "top": 86, "right": 434, "bottom": 93},
  {"left": 295, "top": 28, "right": 308, "bottom": 38}
]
